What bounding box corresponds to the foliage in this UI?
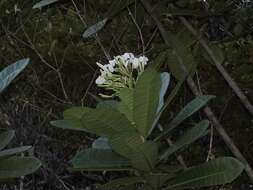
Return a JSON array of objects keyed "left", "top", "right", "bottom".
[
  {"left": 0, "top": 60, "right": 41, "bottom": 181},
  {"left": 52, "top": 67, "right": 244, "bottom": 189}
]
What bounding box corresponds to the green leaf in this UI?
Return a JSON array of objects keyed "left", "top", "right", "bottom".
[
  {"left": 96, "top": 100, "right": 119, "bottom": 109},
  {"left": 134, "top": 67, "right": 161, "bottom": 137},
  {"left": 129, "top": 141, "right": 158, "bottom": 172},
  {"left": 160, "top": 120, "right": 209, "bottom": 161},
  {"left": 0, "top": 58, "right": 29, "bottom": 93},
  {"left": 118, "top": 88, "right": 134, "bottom": 122},
  {"left": 109, "top": 132, "right": 144, "bottom": 160},
  {"left": 80, "top": 107, "right": 136, "bottom": 137},
  {"left": 0, "top": 130, "right": 15, "bottom": 151},
  {"left": 33, "top": 0, "right": 59, "bottom": 9},
  {"left": 0, "top": 146, "right": 32, "bottom": 159},
  {"left": 110, "top": 133, "right": 158, "bottom": 171},
  {"left": 70, "top": 148, "right": 131, "bottom": 171},
  {"left": 165, "top": 157, "right": 244, "bottom": 189},
  {"left": 145, "top": 173, "right": 174, "bottom": 190},
  {"left": 63, "top": 107, "right": 90, "bottom": 120},
  {"left": 82, "top": 18, "right": 108, "bottom": 38},
  {"left": 50, "top": 119, "right": 87, "bottom": 132},
  {"left": 159, "top": 95, "right": 215, "bottom": 138},
  {"left": 98, "top": 177, "right": 144, "bottom": 190},
  {"left": 51, "top": 107, "right": 92, "bottom": 131},
  {"left": 0, "top": 156, "right": 41, "bottom": 179}
]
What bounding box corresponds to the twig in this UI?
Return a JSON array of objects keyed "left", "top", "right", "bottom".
[
  {"left": 20, "top": 25, "right": 69, "bottom": 100},
  {"left": 127, "top": 7, "right": 145, "bottom": 54},
  {"left": 140, "top": 0, "right": 253, "bottom": 182},
  {"left": 179, "top": 17, "right": 253, "bottom": 116}
]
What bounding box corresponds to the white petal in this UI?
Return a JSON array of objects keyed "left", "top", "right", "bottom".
[
  {"left": 95, "top": 76, "right": 106, "bottom": 85},
  {"left": 109, "top": 60, "right": 116, "bottom": 66},
  {"left": 96, "top": 62, "right": 107, "bottom": 70},
  {"left": 106, "top": 64, "right": 115, "bottom": 72},
  {"left": 139, "top": 56, "right": 149, "bottom": 65},
  {"left": 132, "top": 58, "right": 139, "bottom": 69}
]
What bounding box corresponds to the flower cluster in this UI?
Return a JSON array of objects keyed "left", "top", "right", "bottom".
[{"left": 95, "top": 53, "right": 149, "bottom": 94}]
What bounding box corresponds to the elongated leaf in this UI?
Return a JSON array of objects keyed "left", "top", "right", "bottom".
[
  {"left": 0, "top": 156, "right": 41, "bottom": 179},
  {"left": 118, "top": 88, "right": 134, "bottom": 122},
  {"left": 50, "top": 119, "right": 87, "bottom": 132},
  {"left": 98, "top": 177, "right": 144, "bottom": 190},
  {"left": 80, "top": 107, "right": 136, "bottom": 137},
  {"left": 71, "top": 148, "right": 131, "bottom": 171},
  {"left": 145, "top": 173, "right": 175, "bottom": 190},
  {"left": 0, "top": 58, "right": 29, "bottom": 93},
  {"left": 149, "top": 73, "right": 171, "bottom": 136},
  {"left": 92, "top": 137, "right": 111, "bottom": 150},
  {"left": 0, "top": 146, "right": 32, "bottom": 159},
  {"left": 159, "top": 95, "right": 215, "bottom": 138},
  {"left": 157, "top": 73, "right": 171, "bottom": 113},
  {"left": 134, "top": 67, "right": 161, "bottom": 137},
  {"left": 165, "top": 157, "right": 244, "bottom": 189},
  {"left": 111, "top": 133, "right": 158, "bottom": 172},
  {"left": 51, "top": 107, "right": 92, "bottom": 131},
  {"left": 82, "top": 19, "right": 108, "bottom": 38},
  {"left": 128, "top": 141, "right": 158, "bottom": 172},
  {"left": 109, "top": 132, "right": 144, "bottom": 160},
  {"left": 96, "top": 100, "right": 118, "bottom": 109},
  {"left": 160, "top": 120, "right": 209, "bottom": 161},
  {"left": 153, "top": 75, "right": 187, "bottom": 139},
  {"left": 33, "top": 0, "right": 59, "bottom": 9},
  {"left": 63, "top": 107, "right": 90, "bottom": 119},
  {"left": 0, "top": 131, "right": 15, "bottom": 151}
]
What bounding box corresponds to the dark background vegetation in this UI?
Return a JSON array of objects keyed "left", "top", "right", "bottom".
[{"left": 0, "top": 0, "right": 253, "bottom": 189}]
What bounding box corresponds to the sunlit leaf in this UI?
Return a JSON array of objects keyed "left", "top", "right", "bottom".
[
  {"left": 133, "top": 67, "right": 161, "bottom": 137},
  {"left": 0, "top": 146, "right": 32, "bottom": 159},
  {"left": 33, "top": 0, "right": 59, "bottom": 9},
  {"left": 82, "top": 18, "right": 108, "bottom": 38},
  {"left": 0, "top": 58, "right": 29, "bottom": 93}
]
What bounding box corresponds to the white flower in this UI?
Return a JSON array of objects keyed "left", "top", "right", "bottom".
[
  {"left": 97, "top": 62, "right": 113, "bottom": 76},
  {"left": 122, "top": 53, "right": 134, "bottom": 62},
  {"left": 139, "top": 56, "right": 149, "bottom": 66},
  {"left": 96, "top": 62, "right": 107, "bottom": 70},
  {"left": 115, "top": 55, "right": 129, "bottom": 68},
  {"left": 132, "top": 58, "right": 140, "bottom": 69},
  {"left": 105, "top": 63, "right": 115, "bottom": 72},
  {"left": 109, "top": 60, "right": 116, "bottom": 66},
  {"left": 95, "top": 76, "right": 106, "bottom": 85}
]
